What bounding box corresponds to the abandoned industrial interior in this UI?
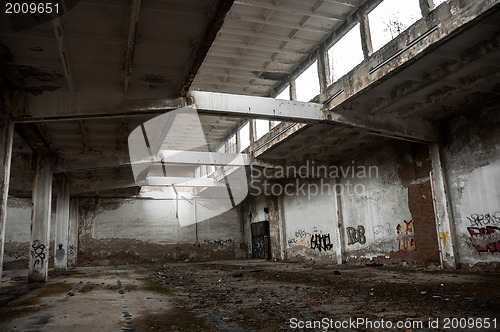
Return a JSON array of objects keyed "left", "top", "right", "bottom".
[{"left": 0, "top": 0, "right": 499, "bottom": 330}]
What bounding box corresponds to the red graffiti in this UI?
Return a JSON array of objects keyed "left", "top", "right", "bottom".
[
  {"left": 396, "top": 220, "right": 415, "bottom": 252},
  {"left": 467, "top": 226, "right": 500, "bottom": 254}
]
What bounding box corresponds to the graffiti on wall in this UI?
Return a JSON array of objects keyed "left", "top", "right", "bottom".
[
  {"left": 467, "top": 226, "right": 500, "bottom": 254},
  {"left": 396, "top": 220, "right": 415, "bottom": 252},
  {"left": 440, "top": 232, "right": 451, "bottom": 247},
  {"left": 287, "top": 229, "right": 312, "bottom": 247},
  {"left": 69, "top": 244, "right": 76, "bottom": 257},
  {"left": 373, "top": 223, "right": 396, "bottom": 238},
  {"left": 30, "top": 240, "right": 46, "bottom": 269},
  {"left": 203, "top": 239, "right": 235, "bottom": 246},
  {"left": 6, "top": 246, "right": 29, "bottom": 260},
  {"left": 310, "top": 234, "right": 333, "bottom": 252},
  {"left": 288, "top": 228, "right": 334, "bottom": 252},
  {"left": 346, "top": 226, "right": 366, "bottom": 245},
  {"left": 467, "top": 212, "right": 500, "bottom": 227}
]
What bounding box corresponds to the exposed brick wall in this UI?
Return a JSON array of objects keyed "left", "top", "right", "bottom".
[{"left": 392, "top": 142, "right": 440, "bottom": 263}]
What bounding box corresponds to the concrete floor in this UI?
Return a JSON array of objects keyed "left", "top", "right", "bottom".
[{"left": 0, "top": 261, "right": 499, "bottom": 331}]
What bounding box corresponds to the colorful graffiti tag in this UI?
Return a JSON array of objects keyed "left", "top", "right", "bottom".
[
  {"left": 396, "top": 220, "right": 415, "bottom": 252},
  {"left": 467, "top": 226, "right": 500, "bottom": 254}
]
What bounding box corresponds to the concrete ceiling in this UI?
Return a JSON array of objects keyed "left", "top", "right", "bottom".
[
  {"left": 1, "top": 0, "right": 376, "bottom": 196},
  {"left": 1, "top": 0, "right": 499, "bottom": 196},
  {"left": 192, "top": 0, "right": 367, "bottom": 96},
  {"left": 254, "top": 1, "right": 500, "bottom": 165}
]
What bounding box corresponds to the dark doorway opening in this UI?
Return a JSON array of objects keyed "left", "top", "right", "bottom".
[{"left": 251, "top": 221, "right": 270, "bottom": 259}]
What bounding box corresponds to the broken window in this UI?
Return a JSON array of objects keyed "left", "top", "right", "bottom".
[
  {"left": 295, "top": 60, "right": 320, "bottom": 102},
  {"left": 369, "top": 0, "right": 421, "bottom": 53},
  {"left": 328, "top": 23, "right": 364, "bottom": 82}
]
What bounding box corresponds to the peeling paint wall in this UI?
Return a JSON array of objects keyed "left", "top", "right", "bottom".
[
  {"left": 77, "top": 197, "right": 243, "bottom": 263},
  {"left": 258, "top": 140, "right": 439, "bottom": 265},
  {"left": 339, "top": 146, "right": 414, "bottom": 261},
  {"left": 4, "top": 197, "right": 57, "bottom": 268},
  {"left": 282, "top": 179, "right": 336, "bottom": 262},
  {"left": 443, "top": 107, "right": 500, "bottom": 266}
]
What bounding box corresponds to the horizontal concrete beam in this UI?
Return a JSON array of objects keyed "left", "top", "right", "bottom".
[
  {"left": 144, "top": 177, "right": 223, "bottom": 187},
  {"left": 159, "top": 150, "right": 250, "bottom": 166},
  {"left": 8, "top": 90, "right": 186, "bottom": 122},
  {"left": 190, "top": 91, "right": 436, "bottom": 142},
  {"left": 55, "top": 152, "right": 131, "bottom": 173},
  {"left": 190, "top": 91, "right": 324, "bottom": 122},
  {"left": 70, "top": 178, "right": 138, "bottom": 194}
]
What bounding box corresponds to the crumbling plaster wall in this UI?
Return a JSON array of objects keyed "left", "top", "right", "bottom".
[
  {"left": 77, "top": 197, "right": 243, "bottom": 264},
  {"left": 338, "top": 142, "right": 437, "bottom": 262},
  {"left": 443, "top": 106, "right": 500, "bottom": 266},
  {"left": 282, "top": 179, "right": 337, "bottom": 262},
  {"left": 3, "top": 196, "right": 58, "bottom": 267},
  {"left": 262, "top": 139, "right": 439, "bottom": 264}
]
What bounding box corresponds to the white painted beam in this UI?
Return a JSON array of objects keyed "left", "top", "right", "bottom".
[
  {"left": 145, "top": 177, "right": 223, "bottom": 187},
  {"left": 190, "top": 90, "right": 324, "bottom": 121},
  {"left": 189, "top": 91, "right": 436, "bottom": 142},
  {"left": 160, "top": 150, "right": 250, "bottom": 166}
]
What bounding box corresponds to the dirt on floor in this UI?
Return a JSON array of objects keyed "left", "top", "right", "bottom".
[{"left": 0, "top": 260, "right": 499, "bottom": 331}]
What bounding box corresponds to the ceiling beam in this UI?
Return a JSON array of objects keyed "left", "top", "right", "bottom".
[
  {"left": 9, "top": 91, "right": 186, "bottom": 122},
  {"left": 180, "top": 0, "right": 235, "bottom": 96},
  {"left": 144, "top": 176, "right": 223, "bottom": 187},
  {"left": 70, "top": 178, "right": 138, "bottom": 194},
  {"left": 77, "top": 120, "right": 90, "bottom": 153},
  {"left": 234, "top": 0, "right": 343, "bottom": 21},
  {"left": 160, "top": 150, "right": 250, "bottom": 166},
  {"left": 51, "top": 12, "right": 74, "bottom": 91},
  {"left": 271, "top": 0, "right": 383, "bottom": 97},
  {"left": 189, "top": 91, "right": 436, "bottom": 142},
  {"left": 226, "top": 12, "right": 332, "bottom": 34},
  {"left": 124, "top": 0, "right": 142, "bottom": 93}
]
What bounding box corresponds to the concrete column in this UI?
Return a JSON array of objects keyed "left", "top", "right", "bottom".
[
  {"left": 332, "top": 178, "right": 345, "bottom": 264},
  {"left": 317, "top": 45, "right": 332, "bottom": 92},
  {"left": 54, "top": 180, "right": 70, "bottom": 270},
  {"left": 419, "top": 0, "right": 434, "bottom": 17},
  {"left": 67, "top": 198, "right": 79, "bottom": 266},
  {"left": 289, "top": 80, "right": 297, "bottom": 101},
  {"left": 29, "top": 157, "right": 52, "bottom": 282},
  {"left": 277, "top": 194, "right": 287, "bottom": 260},
  {"left": 429, "top": 143, "right": 459, "bottom": 269},
  {"left": 359, "top": 13, "right": 373, "bottom": 59},
  {"left": 0, "top": 116, "right": 14, "bottom": 279}
]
